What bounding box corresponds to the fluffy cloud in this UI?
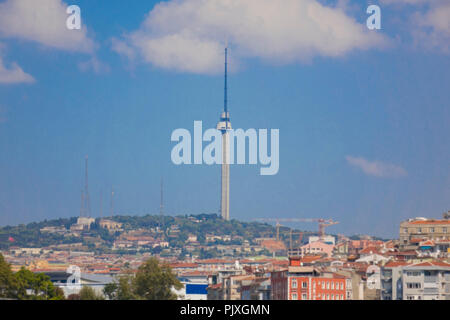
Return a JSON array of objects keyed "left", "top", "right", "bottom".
[
  {"left": 0, "top": 55, "right": 34, "bottom": 84},
  {"left": 0, "top": 0, "right": 95, "bottom": 53},
  {"left": 412, "top": 3, "right": 450, "bottom": 52},
  {"left": 381, "top": 0, "right": 450, "bottom": 53},
  {"left": 113, "top": 0, "right": 387, "bottom": 74},
  {"left": 380, "top": 0, "right": 430, "bottom": 4},
  {"left": 78, "top": 57, "right": 111, "bottom": 74},
  {"left": 346, "top": 156, "right": 407, "bottom": 178}
]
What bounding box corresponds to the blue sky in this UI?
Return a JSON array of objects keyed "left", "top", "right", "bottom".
[{"left": 0, "top": 0, "right": 448, "bottom": 238}]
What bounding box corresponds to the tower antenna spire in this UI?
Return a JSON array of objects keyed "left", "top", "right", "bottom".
[{"left": 224, "top": 46, "right": 228, "bottom": 115}]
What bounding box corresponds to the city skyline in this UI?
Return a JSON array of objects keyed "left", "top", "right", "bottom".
[{"left": 0, "top": 0, "right": 449, "bottom": 238}]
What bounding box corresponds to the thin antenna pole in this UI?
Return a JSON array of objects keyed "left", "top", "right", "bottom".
[
  {"left": 224, "top": 47, "right": 228, "bottom": 115},
  {"left": 160, "top": 178, "right": 164, "bottom": 215},
  {"left": 99, "top": 191, "right": 103, "bottom": 218},
  {"left": 80, "top": 190, "right": 84, "bottom": 217},
  {"left": 110, "top": 186, "right": 114, "bottom": 217},
  {"left": 84, "top": 155, "right": 91, "bottom": 217}
]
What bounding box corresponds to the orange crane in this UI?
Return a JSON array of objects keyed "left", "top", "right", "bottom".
[{"left": 255, "top": 217, "right": 339, "bottom": 239}]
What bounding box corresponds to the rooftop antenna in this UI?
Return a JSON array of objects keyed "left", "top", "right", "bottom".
[
  {"left": 80, "top": 190, "right": 84, "bottom": 217},
  {"left": 99, "top": 191, "right": 103, "bottom": 218},
  {"left": 160, "top": 177, "right": 164, "bottom": 215},
  {"left": 110, "top": 186, "right": 114, "bottom": 217},
  {"left": 84, "top": 155, "right": 91, "bottom": 217}
]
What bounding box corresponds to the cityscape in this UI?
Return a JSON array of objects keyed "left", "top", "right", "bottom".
[{"left": 0, "top": 0, "right": 449, "bottom": 305}]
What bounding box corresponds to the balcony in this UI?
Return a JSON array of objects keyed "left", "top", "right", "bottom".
[{"left": 424, "top": 276, "right": 438, "bottom": 283}]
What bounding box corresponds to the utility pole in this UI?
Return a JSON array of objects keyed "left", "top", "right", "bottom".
[
  {"left": 84, "top": 155, "right": 91, "bottom": 217},
  {"left": 110, "top": 186, "right": 114, "bottom": 217},
  {"left": 99, "top": 191, "right": 103, "bottom": 218},
  {"left": 160, "top": 177, "right": 164, "bottom": 215},
  {"left": 80, "top": 190, "right": 84, "bottom": 217}
]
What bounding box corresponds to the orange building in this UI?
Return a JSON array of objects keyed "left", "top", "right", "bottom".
[{"left": 271, "top": 257, "right": 349, "bottom": 300}]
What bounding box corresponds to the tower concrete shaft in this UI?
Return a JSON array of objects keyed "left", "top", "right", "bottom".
[
  {"left": 217, "top": 46, "right": 231, "bottom": 221},
  {"left": 221, "top": 129, "right": 230, "bottom": 220}
]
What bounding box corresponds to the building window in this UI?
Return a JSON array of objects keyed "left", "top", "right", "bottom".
[
  {"left": 331, "top": 282, "right": 334, "bottom": 290},
  {"left": 302, "top": 294, "right": 307, "bottom": 300},
  {"left": 322, "top": 294, "right": 325, "bottom": 300},
  {"left": 340, "top": 294, "right": 344, "bottom": 300},
  {"left": 443, "top": 227, "right": 447, "bottom": 233},
  {"left": 292, "top": 293, "right": 298, "bottom": 300},
  {"left": 327, "top": 294, "right": 330, "bottom": 300},
  {"left": 331, "top": 294, "right": 334, "bottom": 300},
  {"left": 406, "top": 283, "right": 421, "bottom": 289},
  {"left": 302, "top": 281, "right": 308, "bottom": 288},
  {"left": 430, "top": 227, "right": 435, "bottom": 233},
  {"left": 327, "top": 282, "right": 330, "bottom": 289},
  {"left": 417, "top": 228, "right": 422, "bottom": 233},
  {"left": 292, "top": 279, "right": 297, "bottom": 288},
  {"left": 322, "top": 282, "right": 325, "bottom": 289},
  {"left": 340, "top": 283, "right": 344, "bottom": 290}
]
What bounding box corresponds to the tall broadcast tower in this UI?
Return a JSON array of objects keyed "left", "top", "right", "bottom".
[{"left": 217, "top": 47, "right": 231, "bottom": 221}]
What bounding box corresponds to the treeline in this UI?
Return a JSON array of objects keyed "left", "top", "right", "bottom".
[
  {"left": 0, "top": 253, "right": 183, "bottom": 300},
  {"left": 0, "top": 253, "right": 65, "bottom": 300},
  {"left": 0, "top": 213, "right": 302, "bottom": 250}
]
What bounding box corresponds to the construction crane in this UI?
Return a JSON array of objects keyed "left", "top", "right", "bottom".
[
  {"left": 288, "top": 230, "right": 315, "bottom": 249},
  {"left": 255, "top": 217, "right": 339, "bottom": 239}
]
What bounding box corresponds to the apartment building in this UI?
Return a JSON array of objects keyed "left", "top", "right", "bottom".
[
  {"left": 402, "top": 261, "right": 450, "bottom": 300},
  {"left": 380, "top": 261, "right": 409, "bottom": 300},
  {"left": 381, "top": 260, "right": 450, "bottom": 300},
  {"left": 271, "top": 257, "right": 350, "bottom": 300},
  {"left": 399, "top": 214, "right": 450, "bottom": 248},
  {"left": 239, "top": 278, "right": 271, "bottom": 300}
]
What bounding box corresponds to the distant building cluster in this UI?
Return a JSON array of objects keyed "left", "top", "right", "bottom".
[{"left": 1, "top": 211, "right": 449, "bottom": 300}]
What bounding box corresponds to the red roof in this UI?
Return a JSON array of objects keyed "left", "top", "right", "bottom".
[
  {"left": 410, "top": 261, "right": 450, "bottom": 268},
  {"left": 170, "top": 263, "right": 199, "bottom": 268},
  {"left": 207, "top": 283, "right": 222, "bottom": 290},
  {"left": 409, "top": 220, "right": 450, "bottom": 225},
  {"left": 419, "top": 240, "right": 435, "bottom": 246},
  {"left": 384, "top": 261, "right": 410, "bottom": 268},
  {"left": 359, "top": 246, "right": 382, "bottom": 255}
]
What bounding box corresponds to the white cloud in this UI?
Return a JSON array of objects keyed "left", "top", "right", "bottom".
[
  {"left": 381, "top": 0, "right": 450, "bottom": 53},
  {"left": 380, "top": 0, "right": 430, "bottom": 4},
  {"left": 346, "top": 156, "right": 407, "bottom": 178},
  {"left": 113, "top": 0, "right": 387, "bottom": 74},
  {"left": 412, "top": 3, "right": 450, "bottom": 53},
  {"left": 0, "top": 55, "right": 34, "bottom": 84},
  {"left": 78, "top": 56, "right": 111, "bottom": 74},
  {"left": 0, "top": 0, "right": 95, "bottom": 53}
]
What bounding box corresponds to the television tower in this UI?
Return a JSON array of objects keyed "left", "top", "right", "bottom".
[{"left": 217, "top": 47, "right": 231, "bottom": 221}]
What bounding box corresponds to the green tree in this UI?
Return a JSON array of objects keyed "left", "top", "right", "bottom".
[
  {"left": 14, "top": 268, "right": 65, "bottom": 300},
  {"left": 79, "top": 286, "right": 104, "bottom": 300},
  {"left": 132, "top": 257, "right": 182, "bottom": 300},
  {"left": 0, "top": 253, "right": 17, "bottom": 298},
  {"left": 103, "top": 275, "right": 137, "bottom": 300}
]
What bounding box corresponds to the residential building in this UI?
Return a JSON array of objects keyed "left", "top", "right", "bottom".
[
  {"left": 381, "top": 260, "right": 450, "bottom": 300},
  {"left": 399, "top": 215, "right": 450, "bottom": 248}
]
